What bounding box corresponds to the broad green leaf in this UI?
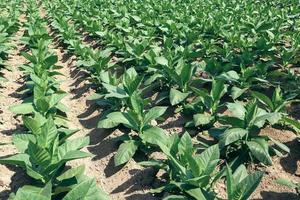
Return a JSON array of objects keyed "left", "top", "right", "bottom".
[
  {"left": 282, "top": 116, "right": 300, "bottom": 133},
  {"left": 57, "top": 165, "right": 85, "bottom": 181},
  {"left": 235, "top": 171, "right": 264, "bottom": 200},
  {"left": 23, "top": 116, "right": 41, "bottom": 135},
  {"left": 0, "top": 153, "right": 30, "bottom": 168},
  {"left": 114, "top": 140, "right": 139, "bottom": 166},
  {"left": 163, "top": 195, "right": 188, "bottom": 200},
  {"left": 61, "top": 150, "right": 92, "bottom": 163},
  {"left": 58, "top": 137, "right": 90, "bottom": 159},
  {"left": 27, "top": 142, "right": 51, "bottom": 168},
  {"left": 247, "top": 138, "right": 272, "bottom": 165},
  {"left": 231, "top": 87, "right": 248, "bottom": 100},
  {"left": 38, "top": 118, "right": 58, "bottom": 148},
  {"left": 252, "top": 91, "right": 274, "bottom": 110},
  {"left": 12, "top": 134, "right": 36, "bottom": 153},
  {"left": 225, "top": 164, "right": 234, "bottom": 200},
  {"left": 219, "top": 128, "right": 248, "bottom": 148},
  {"left": 144, "top": 106, "right": 168, "bottom": 125},
  {"left": 198, "top": 144, "right": 219, "bottom": 176},
  {"left": 62, "top": 177, "right": 109, "bottom": 200},
  {"left": 269, "top": 137, "right": 290, "bottom": 153},
  {"left": 155, "top": 56, "right": 168, "bottom": 66},
  {"left": 140, "top": 126, "right": 169, "bottom": 154},
  {"left": 226, "top": 102, "right": 246, "bottom": 119},
  {"left": 193, "top": 113, "right": 213, "bottom": 126},
  {"left": 276, "top": 178, "right": 297, "bottom": 189},
  {"left": 9, "top": 103, "right": 34, "bottom": 114},
  {"left": 98, "top": 112, "right": 135, "bottom": 129},
  {"left": 169, "top": 88, "right": 189, "bottom": 105},
  {"left": 211, "top": 79, "right": 227, "bottom": 102}
]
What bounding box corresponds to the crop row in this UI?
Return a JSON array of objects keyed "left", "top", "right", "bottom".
[
  {"left": 0, "top": 0, "right": 21, "bottom": 81},
  {"left": 0, "top": 1, "right": 109, "bottom": 199}
]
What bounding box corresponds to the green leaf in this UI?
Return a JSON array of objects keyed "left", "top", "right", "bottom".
[
  {"left": 235, "top": 171, "right": 264, "bottom": 200},
  {"left": 129, "top": 91, "right": 143, "bottom": 114},
  {"left": 144, "top": 106, "right": 168, "bottom": 125},
  {"left": 38, "top": 118, "right": 58, "bottom": 148},
  {"left": 231, "top": 87, "right": 248, "bottom": 100},
  {"left": 225, "top": 164, "right": 234, "bottom": 200},
  {"left": 169, "top": 88, "right": 189, "bottom": 105},
  {"left": 45, "top": 55, "right": 58, "bottom": 67},
  {"left": 11, "top": 184, "right": 51, "bottom": 200},
  {"left": 123, "top": 67, "right": 143, "bottom": 95},
  {"left": 12, "top": 134, "right": 36, "bottom": 153},
  {"left": 114, "top": 140, "right": 139, "bottom": 166},
  {"left": 247, "top": 138, "right": 272, "bottom": 165},
  {"left": 57, "top": 165, "right": 85, "bottom": 181},
  {"left": 21, "top": 51, "right": 37, "bottom": 63},
  {"left": 232, "top": 164, "right": 248, "bottom": 184},
  {"left": 219, "top": 128, "right": 248, "bottom": 148},
  {"left": 163, "top": 195, "right": 188, "bottom": 200},
  {"left": 180, "top": 63, "right": 193, "bottom": 86},
  {"left": 0, "top": 153, "right": 30, "bottom": 168},
  {"left": 282, "top": 116, "right": 300, "bottom": 133},
  {"left": 87, "top": 93, "right": 103, "bottom": 101},
  {"left": 58, "top": 137, "right": 90, "bottom": 159},
  {"left": 9, "top": 103, "right": 34, "bottom": 114},
  {"left": 140, "top": 126, "right": 169, "bottom": 154},
  {"left": 155, "top": 56, "right": 168, "bottom": 66},
  {"left": 35, "top": 99, "right": 50, "bottom": 114},
  {"left": 98, "top": 112, "right": 135, "bottom": 129},
  {"left": 211, "top": 79, "right": 227, "bottom": 102},
  {"left": 193, "top": 113, "right": 213, "bottom": 126},
  {"left": 269, "top": 137, "right": 290, "bottom": 153},
  {"left": 62, "top": 177, "right": 109, "bottom": 200},
  {"left": 198, "top": 144, "right": 219, "bottom": 176},
  {"left": 226, "top": 102, "right": 246, "bottom": 119},
  {"left": 252, "top": 91, "right": 274, "bottom": 110},
  {"left": 178, "top": 132, "right": 194, "bottom": 156},
  {"left": 276, "top": 178, "right": 297, "bottom": 189},
  {"left": 49, "top": 93, "right": 67, "bottom": 108},
  {"left": 23, "top": 116, "right": 41, "bottom": 135},
  {"left": 61, "top": 150, "right": 92, "bottom": 163},
  {"left": 27, "top": 142, "right": 51, "bottom": 168}
]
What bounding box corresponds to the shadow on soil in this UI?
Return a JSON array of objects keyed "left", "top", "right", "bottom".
[
  {"left": 260, "top": 191, "right": 299, "bottom": 200},
  {"left": 281, "top": 138, "right": 300, "bottom": 176},
  {"left": 0, "top": 165, "right": 30, "bottom": 199}
]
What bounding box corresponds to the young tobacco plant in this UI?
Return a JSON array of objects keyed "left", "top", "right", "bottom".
[
  {"left": 5, "top": 123, "right": 108, "bottom": 200},
  {"left": 156, "top": 57, "right": 195, "bottom": 106},
  {"left": 8, "top": 165, "right": 109, "bottom": 200},
  {"left": 140, "top": 131, "right": 221, "bottom": 199},
  {"left": 88, "top": 67, "right": 143, "bottom": 117},
  {"left": 0, "top": 116, "right": 94, "bottom": 195},
  {"left": 253, "top": 87, "right": 300, "bottom": 134},
  {"left": 189, "top": 79, "right": 227, "bottom": 128},
  {"left": 211, "top": 100, "right": 289, "bottom": 165},
  {"left": 99, "top": 90, "right": 167, "bottom": 166},
  {"left": 225, "top": 164, "right": 264, "bottom": 200}
]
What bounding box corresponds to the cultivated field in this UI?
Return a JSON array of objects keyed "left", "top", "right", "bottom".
[{"left": 0, "top": 0, "right": 299, "bottom": 199}]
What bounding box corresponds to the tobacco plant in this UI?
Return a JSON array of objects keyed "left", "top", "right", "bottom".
[
  {"left": 141, "top": 132, "right": 221, "bottom": 199},
  {"left": 211, "top": 100, "right": 290, "bottom": 165}
]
